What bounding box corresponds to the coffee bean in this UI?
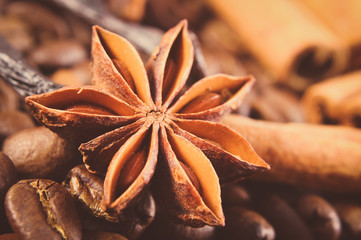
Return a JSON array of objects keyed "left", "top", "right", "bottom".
[
  {"left": 297, "top": 194, "right": 341, "bottom": 240},
  {"left": 63, "top": 164, "right": 115, "bottom": 221},
  {"left": 220, "top": 207, "right": 275, "bottom": 240},
  {"left": 144, "top": 212, "right": 215, "bottom": 240},
  {"left": 2, "top": 126, "right": 82, "bottom": 180},
  {"left": 64, "top": 165, "right": 156, "bottom": 239},
  {"left": 0, "top": 152, "right": 17, "bottom": 201},
  {"left": 5, "top": 179, "right": 82, "bottom": 240},
  {"left": 0, "top": 233, "right": 19, "bottom": 240},
  {"left": 221, "top": 184, "right": 252, "bottom": 208},
  {"left": 50, "top": 61, "right": 92, "bottom": 86},
  {"left": 28, "top": 39, "right": 87, "bottom": 69},
  {"left": 167, "top": 223, "right": 215, "bottom": 240},
  {"left": 4, "top": 1, "right": 70, "bottom": 40},
  {"left": 334, "top": 202, "right": 361, "bottom": 239},
  {"left": 0, "top": 15, "right": 34, "bottom": 52},
  {"left": 0, "top": 152, "right": 17, "bottom": 235},
  {"left": 82, "top": 230, "right": 128, "bottom": 240},
  {"left": 0, "top": 110, "right": 35, "bottom": 146},
  {"left": 255, "top": 194, "right": 313, "bottom": 240},
  {"left": 78, "top": 192, "right": 156, "bottom": 239},
  {"left": 62, "top": 13, "right": 92, "bottom": 47}
]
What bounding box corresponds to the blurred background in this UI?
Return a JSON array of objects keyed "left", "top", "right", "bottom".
[{"left": 2, "top": 0, "right": 361, "bottom": 127}]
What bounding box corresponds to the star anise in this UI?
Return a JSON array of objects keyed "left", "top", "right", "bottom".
[{"left": 25, "top": 20, "right": 269, "bottom": 227}]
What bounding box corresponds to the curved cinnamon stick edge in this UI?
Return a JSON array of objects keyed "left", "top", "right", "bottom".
[
  {"left": 206, "top": 0, "right": 349, "bottom": 91},
  {"left": 302, "top": 70, "right": 361, "bottom": 127},
  {"left": 221, "top": 114, "right": 361, "bottom": 192},
  {"left": 300, "top": 0, "right": 361, "bottom": 70}
]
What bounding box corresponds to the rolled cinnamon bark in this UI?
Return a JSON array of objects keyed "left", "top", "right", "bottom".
[
  {"left": 342, "top": 94, "right": 361, "bottom": 128},
  {"left": 221, "top": 114, "right": 361, "bottom": 192},
  {"left": 302, "top": 70, "right": 361, "bottom": 127},
  {"left": 206, "top": 0, "right": 348, "bottom": 91},
  {"left": 300, "top": 0, "right": 361, "bottom": 69}
]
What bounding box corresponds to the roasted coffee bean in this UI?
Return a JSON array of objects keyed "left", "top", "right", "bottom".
[
  {"left": 60, "top": 11, "right": 92, "bottom": 47},
  {"left": 50, "top": 61, "right": 92, "bottom": 86},
  {"left": 82, "top": 230, "right": 128, "bottom": 240},
  {"left": 297, "top": 194, "right": 341, "bottom": 240},
  {"left": 255, "top": 194, "right": 313, "bottom": 240},
  {"left": 0, "top": 233, "right": 19, "bottom": 240},
  {"left": 166, "top": 223, "right": 215, "bottom": 240},
  {"left": 2, "top": 126, "right": 81, "bottom": 180},
  {"left": 79, "top": 192, "right": 156, "bottom": 239},
  {"left": 4, "top": 1, "right": 70, "bottom": 40},
  {"left": 28, "top": 39, "right": 87, "bottom": 70},
  {"left": 220, "top": 207, "right": 275, "bottom": 240},
  {"left": 0, "top": 15, "right": 34, "bottom": 52},
  {"left": 0, "top": 152, "right": 17, "bottom": 201},
  {"left": 64, "top": 165, "right": 156, "bottom": 239},
  {"left": 63, "top": 164, "right": 115, "bottom": 221},
  {"left": 221, "top": 184, "right": 252, "bottom": 208},
  {"left": 0, "top": 152, "right": 17, "bottom": 234},
  {"left": 5, "top": 179, "right": 82, "bottom": 240},
  {"left": 144, "top": 213, "right": 215, "bottom": 240},
  {"left": 0, "top": 110, "right": 35, "bottom": 146},
  {"left": 334, "top": 202, "right": 361, "bottom": 240}
]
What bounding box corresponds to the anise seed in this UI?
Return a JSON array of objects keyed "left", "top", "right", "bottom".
[
  {"left": 65, "top": 103, "right": 115, "bottom": 115},
  {"left": 179, "top": 92, "right": 222, "bottom": 113},
  {"left": 117, "top": 149, "right": 146, "bottom": 193},
  {"left": 179, "top": 161, "right": 201, "bottom": 194},
  {"left": 112, "top": 58, "right": 136, "bottom": 92},
  {"left": 163, "top": 58, "right": 176, "bottom": 96}
]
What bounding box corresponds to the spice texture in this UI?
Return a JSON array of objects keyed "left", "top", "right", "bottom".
[{"left": 25, "top": 20, "right": 269, "bottom": 227}]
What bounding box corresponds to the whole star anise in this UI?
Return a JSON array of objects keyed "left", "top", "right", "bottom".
[{"left": 25, "top": 20, "right": 269, "bottom": 227}]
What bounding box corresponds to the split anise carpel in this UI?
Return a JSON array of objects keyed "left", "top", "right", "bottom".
[{"left": 25, "top": 20, "right": 269, "bottom": 227}]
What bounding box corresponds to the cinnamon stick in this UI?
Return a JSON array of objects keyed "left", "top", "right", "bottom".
[
  {"left": 302, "top": 70, "right": 361, "bottom": 127},
  {"left": 206, "top": 0, "right": 348, "bottom": 91},
  {"left": 300, "top": 0, "right": 361, "bottom": 69},
  {"left": 221, "top": 114, "right": 361, "bottom": 192}
]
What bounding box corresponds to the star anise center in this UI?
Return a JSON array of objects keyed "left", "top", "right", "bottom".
[{"left": 146, "top": 110, "right": 168, "bottom": 123}]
